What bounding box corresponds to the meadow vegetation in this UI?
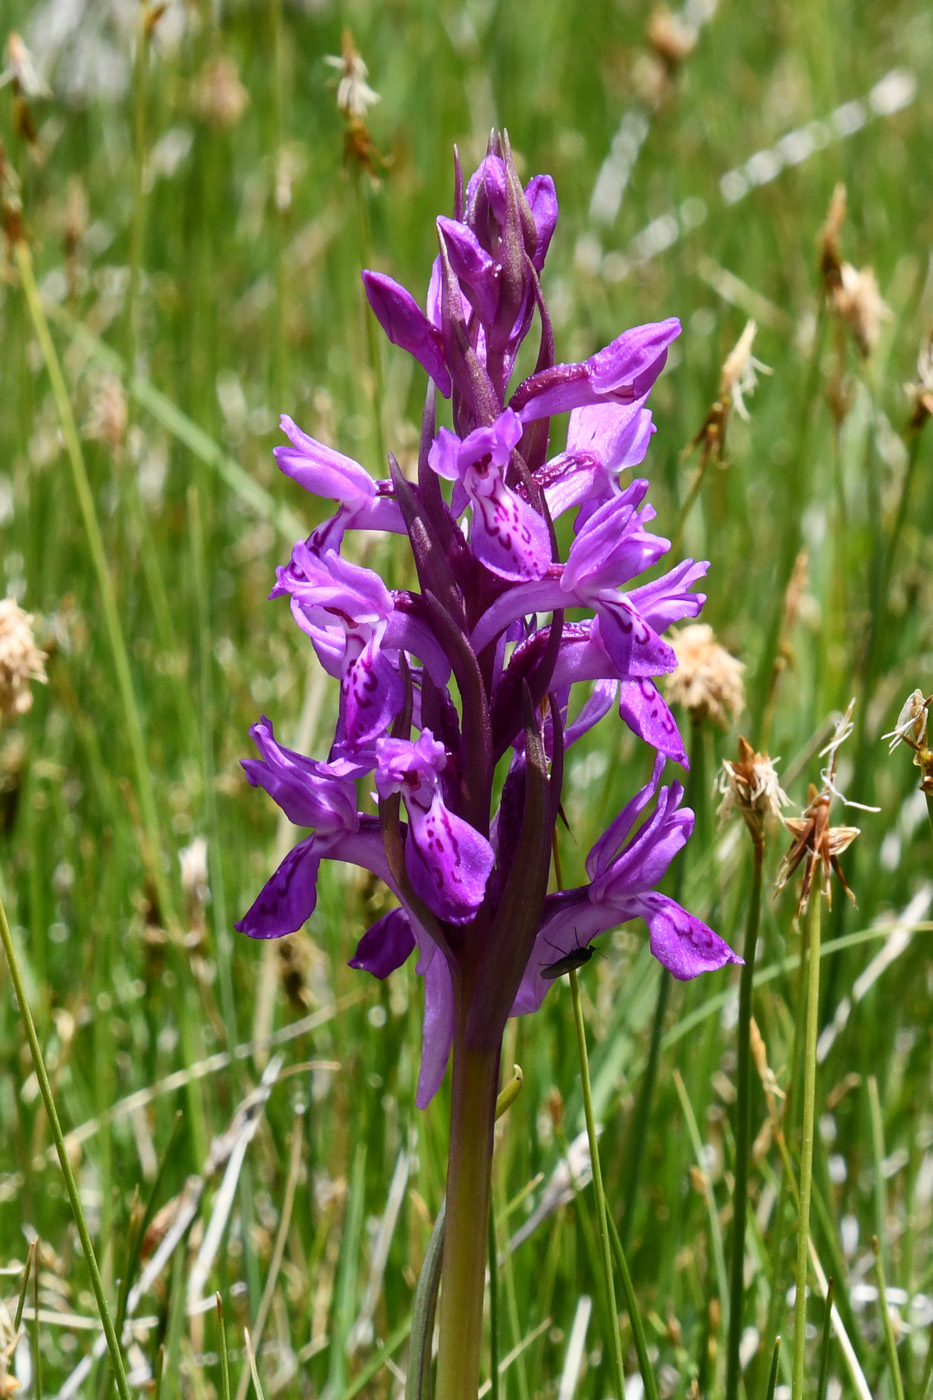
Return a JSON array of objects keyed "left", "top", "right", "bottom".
[{"left": 0, "top": 1, "right": 932, "bottom": 1396}]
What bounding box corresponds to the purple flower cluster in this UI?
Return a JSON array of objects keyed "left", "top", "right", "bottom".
[{"left": 237, "top": 136, "right": 740, "bottom": 1106}]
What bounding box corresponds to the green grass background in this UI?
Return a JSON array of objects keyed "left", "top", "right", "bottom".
[{"left": 1, "top": 0, "right": 932, "bottom": 1395}]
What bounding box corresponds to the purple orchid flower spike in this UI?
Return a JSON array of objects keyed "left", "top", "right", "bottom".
[
  {"left": 238, "top": 132, "right": 738, "bottom": 1400},
  {"left": 241, "top": 138, "right": 731, "bottom": 1090}
]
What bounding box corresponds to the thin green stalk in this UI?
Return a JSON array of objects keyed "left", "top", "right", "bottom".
[
  {"left": 327, "top": 1140, "right": 367, "bottom": 1397},
  {"left": 0, "top": 890, "right": 132, "bottom": 1400},
  {"left": 116, "top": 1113, "right": 183, "bottom": 1341},
  {"left": 568, "top": 965, "right": 627, "bottom": 1400},
  {"left": 815, "top": 1279, "right": 834, "bottom": 1400},
  {"left": 872, "top": 1237, "right": 906, "bottom": 1400},
  {"left": 245, "top": 1329, "right": 268, "bottom": 1400},
  {"left": 153, "top": 1345, "right": 166, "bottom": 1400},
  {"left": 783, "top": 904, "right": 811, "bottom": 1186},
  {"left": 407, "top": 1199, "right": 445, "bottom": 1400},
  {"left": 671, "top": 450, "right": 713, "bottom": 554},
  {"left": 606, "top": 1211, "right": 660, "bottom": 1400},
  {"left": 216, "top": 1295, "right": 232, "bottom": 1400},
  {"left": 14, "top": 1241, "right": 36, "bottom": 1331},
  {"left": 925, "top": 793, "right": 933, "bottom": 848},
  {"left": 435, "top": 1028, "right": 500, "bottom": 1400},
  {"left": 882, "top": 428, "right": 924, "bottom": 610},
  {"left": 792, "top": 890, "right": 823, "bottom": 1400},
  {"left": 31, "top": 1235, "right": 41, "bottom": 1400},
  {"left": 867, "top": 1077, "right": 888, "bottom": 1273},
  {"left": 556, "top": 1119, "right": 616, "bottom": 1363},
  {"left": 725, "top": 840, "right": 764, "bottom": 1400},
  {"left": 14, "top": 241, "right": 176, "bottom": 931},
  {"left": 765, "top": 1338, "right": 782, "bottom": 1400}
]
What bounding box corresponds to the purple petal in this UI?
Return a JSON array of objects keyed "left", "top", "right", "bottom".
[
  {"left": 524, "top": 174, "right": 558, "bottom": 270},
  {"left": 342, "top": 634, "right": 405, "bottom": 746},
  {"left": 469, "top": 476, "right": 552, "bottom": 581},
  {"left": 362, "top": 270, "right": 452, "bottom": 397},
  {"left": 591, "top": 600, "right": 677, "bottom": 678},
  {"left": 617, "top": 680, "right": 687, "bottom": 765},
  {"left": 565, "top": 400, "right": 654, "bottom": 472},
  {"left": 274, "top": 416, "right": 375, "bottom": 509},
  {"left": 436, "top": 216, "right": 500, "bottom": 324},
  {"left": 562, "top": 487, "right": 666, "bottom": 595},
  {"left": 235, "top": 836, "right": 322, "bottom": 939},
  {"left": 272, "top": 542, "right": 395, "bottom": 622},
  {"left": 406, "top": 794, "right": 494, "bottom": 924},
  {"left": 466, "top": 155, "right": 508, "bottom": 229},
  {"left": 625, "top": 559, "right": 709, "bottom": 633},
  {"left": 589, "top": 319, "right": 681, "bottom": 397},
  {"left": 586, "top": 754, "right": 668, "bottom": 882},
  {"left": 427, "top": 426, "right": 462, "bottom": 482},
  {"left": 415, "top": 942, "right": 455, "bottom": 1108},
  {"left": 241, "top": 716, "right": 360, "bottom": 832},
  {"left": 590, "top": 776, "right": 694, "bottom": 897},
  {"left": 511, "top": 319, "right": 681, "bottom": 422},
  {"left": 637, "top": 892, "right": 742, "bottom": 980},
  {"left": 349, "top": 907, "right": 416, "bottom": 978}
]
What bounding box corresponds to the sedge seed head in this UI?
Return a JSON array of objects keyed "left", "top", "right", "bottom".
[
  {"left": 0, "top": 598, "right": 47, "bottom": 720},
  {"left": 665, "top": 623, "right": 745, "bottom": 728}
]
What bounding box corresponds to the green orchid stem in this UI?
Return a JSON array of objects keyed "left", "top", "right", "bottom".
[
  {"left": 569, "top": 966, "right": 627, "bottom": 1400},
  {"left": 792, "top": 889, "right": 823, "bottom": 1400},
  {"left": 725, "top": 838, "right": 764, "bottom": 1400},
  {"left": 925, "top": 792, "right": 933, "bottom": 848},
  {"left": 435, "top": 1027, "right": 501, "bottom": 1400},
  {"left": 0, "top": 890, "right": 132, "bottom": 1400}
]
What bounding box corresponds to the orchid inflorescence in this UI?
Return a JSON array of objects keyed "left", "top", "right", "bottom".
[{"left": 236, "top": 133, "right": 740, "bottom": 1107}]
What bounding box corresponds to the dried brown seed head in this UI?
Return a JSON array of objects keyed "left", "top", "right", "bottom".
[
  {"left": 3, "top": 32, "right": 51, "bottom": 99},
  {"left": 0, "top": 598, "right": 47, "bottom": 720},
  {"left": 191, "top": 55, "right": 250, "bottom": 131},
  {"left": 325, "top": 31, "right": 381, "bottom": 123},
  {"left": 717, "top": 736, "right": 791, "bottom": 844},
  {"left": 819, "top": 182, "right": 847, "bottom": 292},
  {"left": 665, "top": 623, "right": 745, "bottom": 728},
  {"left": 83, "top": 375, "right": 127, "bottom": 452},
  {"left": 646, "top": 6, "right": 697, "bottom": 69},
  {"left": 906, "top": 326, "right": 933, "bottom": 431},
  {"left": 718, "top": 319, "right": 771, "bottom": 422},
  {"left": 774, "top": 700, "right": 875, "bottom": 914},
  {"left": 830, "top": 262, "right": 892, "bottom": 358}
]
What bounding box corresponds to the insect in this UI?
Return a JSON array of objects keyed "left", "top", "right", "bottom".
[{"left": 540, "top": 930, "right": 598, "bottom": 980}]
